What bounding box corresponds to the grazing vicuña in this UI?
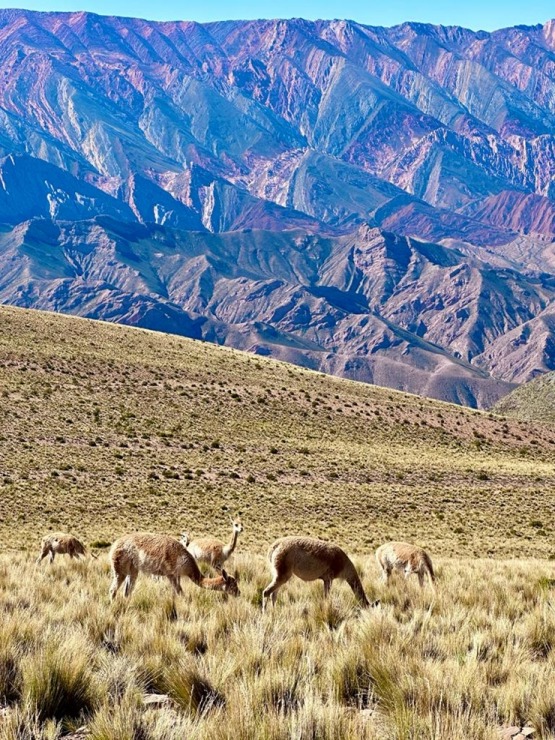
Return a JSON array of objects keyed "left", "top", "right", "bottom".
[
  {"left": 262, "top": 536, "right": 370, "bottom": 610},
  {"left": 376, "top": 541, "right": 436, "bottom": 590},
  {"left": 36, "top": 532, "right": 89, "bottom": 564},
  {"left": 109, "top": 532, "right": 240, "bottom": 600}
]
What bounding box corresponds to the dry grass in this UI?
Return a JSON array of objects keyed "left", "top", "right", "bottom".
[
  {"left": 0, "top": 554, "right": 554, "bottom": 738},
  {"left": 0, "top": 305, "right": 554, "bottom": 558}
]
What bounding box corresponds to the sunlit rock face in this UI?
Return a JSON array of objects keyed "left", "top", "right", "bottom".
[{"left": 2, "top": 10, "right": 555, "bottom": 406}]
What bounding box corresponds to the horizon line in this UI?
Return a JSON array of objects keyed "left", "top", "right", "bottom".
[{"left": 0, "top": 7, "right": 553, "bottom": 36}]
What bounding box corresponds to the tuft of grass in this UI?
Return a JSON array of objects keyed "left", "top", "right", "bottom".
[
  {"left": 88, "top": 696, "right": 149, "bottom": 740},
  {"left": 21, "top": 638, "right": 99, "bottom": 722},
  {"left": 162, "top": 660, "right": 225, "bottom": 714},
  {"left": 0, "top": 706, "right": 61, "bottom": 740}
]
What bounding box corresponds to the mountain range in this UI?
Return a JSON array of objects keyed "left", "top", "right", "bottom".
[{"left": 1, "top": 10, "right": 555, "bottom": 406}]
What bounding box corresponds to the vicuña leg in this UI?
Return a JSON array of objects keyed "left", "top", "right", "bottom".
[{"left": 262, "top": 570, "right": 292, "bottom": 611}]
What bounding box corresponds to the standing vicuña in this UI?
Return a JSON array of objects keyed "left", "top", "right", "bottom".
[
  {"left": 36, "top": 533, "right": 93, "bottom": 564},
  {"left": 262, "top": 536, "right": 371, "bottom": 610},
  {"left": 376, "top": 541, "right": 436, "bottom": 590},
  {"left": 183, "top": 516, "right": 243, "bottom": 572},
  {"left": 109, "top": 532, "right": 240, "bottom": 601}
]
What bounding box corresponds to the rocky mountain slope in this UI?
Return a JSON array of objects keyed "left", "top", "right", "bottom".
[{"left": 1, "top": 11, "right": 555, "bottom": 406}]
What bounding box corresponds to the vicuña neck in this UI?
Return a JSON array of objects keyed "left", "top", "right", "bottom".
[
  {"left": 224, "top": 528, "right": 239, "bottom": 558},
  {"left": 200, "top": 576, "right": 224, "bottom": 591},
  {"left": 350, "top": 576, "right": 370, "bottom": 607}
]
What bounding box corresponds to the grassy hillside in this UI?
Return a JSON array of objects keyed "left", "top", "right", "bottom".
[
  {"left": 493, "top": 371, "right": 555, "bottom": 425},
  {"left": 1, "top": 305, "right": 554, "bottom": 558}
]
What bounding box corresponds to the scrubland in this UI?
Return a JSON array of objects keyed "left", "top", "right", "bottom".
[{"left": 1, "top": 305, "right": 555, "bottom": 737}]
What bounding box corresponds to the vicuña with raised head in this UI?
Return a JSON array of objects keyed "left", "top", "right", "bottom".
[{"left": 184, "top": 516, "right": 243, "bottom": 572}]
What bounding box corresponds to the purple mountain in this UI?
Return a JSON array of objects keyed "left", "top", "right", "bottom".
[{"left": 1, "top": 10, "right": 555, "bottom": 406}]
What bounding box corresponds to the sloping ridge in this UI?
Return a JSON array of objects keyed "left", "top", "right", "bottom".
[{"left": 492, "top": 370, "right": 555, "bottom": 424}]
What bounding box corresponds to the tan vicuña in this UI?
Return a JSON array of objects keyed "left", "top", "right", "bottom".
[
  {"left": 262, "top": 536, "right": 371, "bottom": 610},
  {"left": 376, "top": 541, "right": 436, "bottom": 590},
  {"left": 109, "top": 532, "right": 240, "bottom": 600},
  {"left": 36, "top": 532, "right": 90, "bottom": 564},
  {"left": 184, "top": 516, "right": 243, "bottom": 572}
]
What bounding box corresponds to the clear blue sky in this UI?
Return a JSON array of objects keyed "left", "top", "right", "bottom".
[{"left": 0, "top": 0, "right": 553, "bottom": 31}]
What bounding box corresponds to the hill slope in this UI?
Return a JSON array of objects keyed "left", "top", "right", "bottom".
[
  {"left": 1, "top": 12, "right": 555, "bottom": 403},
  {"left": 493, "top": 370, "right": 555, "bottom": 423},
  {"left": 1, "top": 305, "right": 554, "bottom": 557}
]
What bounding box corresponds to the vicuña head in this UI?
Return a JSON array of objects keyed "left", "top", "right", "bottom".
[
  {"left": 109, "top": 532, "right": 240, "bottom": 601},
  {"left": 262, "top": 536, "right": 373, "bottom": 611},
  {"left": 186, "top": 514, "right": 243, "bottom": 572}
]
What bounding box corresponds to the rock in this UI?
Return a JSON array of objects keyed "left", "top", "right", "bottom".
[
  {"left": 499, "top": 729, "right": 522, "bottom": 739},
  {"left": 143, "top": 693, "right": 172, "bottom": 708},
  {"left": 359, "top": 708, "right": 375, "bottom": 723},
  {"left": 62, "top": 728, "right": 89, "bottom": 739},
  {"left": 521, "top": 729, "right": 535, "bottom": 737}
]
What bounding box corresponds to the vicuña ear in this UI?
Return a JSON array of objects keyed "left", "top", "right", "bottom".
[{"left": 221, "top": 568, "right": 229, "bottom": 581}]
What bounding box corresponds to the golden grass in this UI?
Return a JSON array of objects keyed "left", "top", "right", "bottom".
[
  {"left": 0, "top": 553, "right": 554, "bottom": 738},
  {"left": 0, "top": 305, "right": 554, "bottom": 558}
]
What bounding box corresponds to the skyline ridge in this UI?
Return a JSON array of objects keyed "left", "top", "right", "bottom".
[
  {"left": 0, "top": 1, "right": 552, "bottom": 32},
  {"left": 0, "top": 7, "right": 553, "bottom": 35}
]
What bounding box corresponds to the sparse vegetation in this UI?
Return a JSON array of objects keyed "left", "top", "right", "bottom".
[{"left": 0, "top": 306, "right": 553, "bottom": 556}]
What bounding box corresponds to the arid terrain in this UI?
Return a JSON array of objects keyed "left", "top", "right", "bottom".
[
  {"left": 494, "top": 371, "right": 555, "bottom": 425},
  {"left": 0, "top": 306, "right": 555, "bottom": 737},
  {"left": 1, "top": 305, "right": 555, "bottom": 556}
]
